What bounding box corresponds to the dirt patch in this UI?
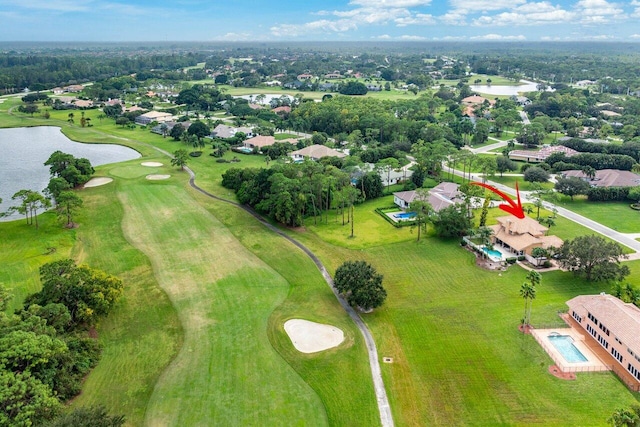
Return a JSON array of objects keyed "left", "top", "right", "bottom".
[
  {"left": 284, "top": 319, "right": 344, "bottom": 353},
  {"left": 83, "top": 177, "right": 113, "bottom": 188},
  {"left": 141, "top": 161, "right": 163, "bottom": 167},
  {"left": 518, "top": 324, "right": 534, "bottom": 334},
  {"left": 549, "top": 365, "right": 576, "bottom": 380},
  {"left": 146, "top": 174, "right": 171, "bottom": 180}
]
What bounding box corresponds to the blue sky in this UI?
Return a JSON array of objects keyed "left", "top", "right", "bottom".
[{"left": 0, "top": 0, "right": 639, "bottom": 42}]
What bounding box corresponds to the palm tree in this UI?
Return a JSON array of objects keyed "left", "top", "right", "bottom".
[
  {"left": 520, "top": 282, "right": 536, "bottom": 329},
  {"left": 520, "top": 271, "right": 540, "bottom": 329},
  {"left": 582, "top": 165, "right": 596, "bottom": 181}
]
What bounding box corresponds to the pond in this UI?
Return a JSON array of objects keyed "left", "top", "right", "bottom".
[
  {"left": 470, "top": 80, "right": 555, "bottom": 96},
  {"left": 236, "top": 93, "right": 294, "bottom": 105},
  {"left": 0, "top": 126, "right": 140, "bottom": 221}
]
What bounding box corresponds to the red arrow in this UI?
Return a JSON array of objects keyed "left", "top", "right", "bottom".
[{"left": 471, "top": 181, "right": 525, "bottom": 219}]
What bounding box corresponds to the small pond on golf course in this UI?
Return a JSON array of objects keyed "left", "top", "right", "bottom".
[{"left": 0, "top": 126, "right": 140, "bottom": 221}]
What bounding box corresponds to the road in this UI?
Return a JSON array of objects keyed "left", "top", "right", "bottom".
[{"left": 452, "top": 167, "right": 640, "bottom": 257}]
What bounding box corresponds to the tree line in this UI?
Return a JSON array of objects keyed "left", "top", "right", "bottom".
[
  {"left": 221, "top": 162, "right": 383, "bottom": 228},
  {"left": 0, "top": 260, "right": 124, "bottom": 426}
]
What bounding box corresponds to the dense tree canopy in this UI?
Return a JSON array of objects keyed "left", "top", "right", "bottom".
[
  {"left": 557, "top": 235, "right": 630, "bottom": 282},
  {"left": 44, "top": 151, "right": 94, "bottom": 188},
  {"left": 26, "top": 259, "right": 123, "bottom": 327},
  {"left": 333, "top": 260, "right": 386, "bottom": 311}
]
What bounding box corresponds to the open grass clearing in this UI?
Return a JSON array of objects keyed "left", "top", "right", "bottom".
[
  {"left": 118, "top": 180, "right": 328, "bottom": 426},
  {"left": 552, "top": 196, "right": 640, "bottom": 234},
  {"left": 287, "top": 224, "right": 640, "bottom": 426}
]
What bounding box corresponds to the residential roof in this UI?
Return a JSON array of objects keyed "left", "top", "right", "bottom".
[
  {"left": 509, "top": 145, "right": 579, "bottom": 162},
  {"left": 562, "top": 169, "right": 640, "bottom": 188},
  {"left": 495, "top": 216, "right": 547, "bottom": 237},
  {"left": 245, "top": 135, "right": 275, "bottom": 149},
  {"left": 489, "top": 216, "right": 562, "bottom": 252},
  {"left": 290, "top": 145, "right": 346, "bottom": 159},
  {"left": 461, "top": 95, "right": 495, "bottom": 106},
  {"left": 567, "top": 294, "right": 640, "bottom": 354},
  {"left": 393, "top": 182, "right": 462, "bottom": 212},
  {"left": 138, "top": 111, "right": 173, "bottom": 119},
  {"left": 273, "top": 106, "right": 291, "bottom": 114},
  {"left": 212, "top": 124, "right": 253, "bottom": 139}
]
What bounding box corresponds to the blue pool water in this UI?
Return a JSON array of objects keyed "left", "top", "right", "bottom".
[
  {"left": 393, "top": 212, "right": 416, "bottom": 220},
  {"left": 481, "top": 246, "right": 502, "bottom": 259},
  {"left": 237, "top": 147, "right": 253, "bottom": 154},
  {"left": 548, "top": 334, "right": 588, "bottom": 363}
]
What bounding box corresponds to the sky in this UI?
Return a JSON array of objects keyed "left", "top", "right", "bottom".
[{"left": 0, "top": 0, "right": 639, "bottom": 42}]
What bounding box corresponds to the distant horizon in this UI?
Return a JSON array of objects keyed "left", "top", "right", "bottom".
[{"left": 1, "top": 0, "right": 639, "bottom": 43}]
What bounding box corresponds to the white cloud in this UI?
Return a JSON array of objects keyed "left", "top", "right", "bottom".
[
  {"left": 399, "top": 34, "right": 428, "bottom": 40},
  {"left": 472, "top": 3, "right": 574, "bottom": 26},
  {"left": 580, "top": 34, "right": 616, "bottom": 40},
  {"left": 372, "top": 34, "right": 392, "bottom": 39},
  {"left": 629, "top": 33, "right": 640, "bottom": 39},
  {"left": 470, "top": 33, "right": 526, "bottom": 40},
  {"left": 271, "top": 19, "right": 358, "bottom": 37},
  {"left": 573, "top": 0, "right": 626, "bottom": 24},
  {"left": 395, "top": 13, "right": 436, "bottom": 26},
  {"left": 439, "top": 11, "right": 468, "bottom": 25},
  {"left": 449, "top": 0, "right": 525, "bottom": 12},
  {"left": 218, "top": 32, "right": 253, "bottom": 41}
]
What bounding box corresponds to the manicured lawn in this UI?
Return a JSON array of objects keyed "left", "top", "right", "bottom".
[
  {"left": 3, "top": 105, "right": 640, "bottom": 427},
  {"left": 288, "top": 227, "right": 640, "bottom": 426},
  {"left": 0, "top": 113, "right": 378, "bottom": 426},
  {"left": 553, "top": 196, "right": 640, "bottom": 233},
  {"left": 489, "top": 175, "right": 555, "bottom": 191}
]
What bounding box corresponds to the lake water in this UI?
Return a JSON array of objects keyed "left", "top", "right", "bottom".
[
  {"left": 471, "top": 80, "right": 555, "bottom": 96},
  {"left": 237, "top": 94, "right": 294, "bottom": 104},
  {"left": 0, "top": 126, "right": 140, "bottom": 221}
]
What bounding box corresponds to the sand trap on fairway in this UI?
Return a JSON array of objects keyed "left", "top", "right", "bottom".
[
  {"left": 146, "top": 174, "right": 171, "bottom": 180},
  {"left": 141, "top": 161, "right": 163, "bottom": 167},
  {"left": 284, "top": 319, "right": 344, "bottom": 353},
  {"left": 83, "top": 177, "right": 113, "bottom": 187}
]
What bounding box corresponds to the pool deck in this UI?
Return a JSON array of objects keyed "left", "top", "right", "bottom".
[
  {"left": 532, "top": 327, "right": 609, "bottom": 373},
  {"left": 532, "top": 314, "right": 640, "bottom": 390},
  {"left": 385, "top": 211, "right": 415, "bottom": 222}
]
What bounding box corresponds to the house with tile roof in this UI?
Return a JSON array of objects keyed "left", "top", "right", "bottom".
[
  {"left": 393, "top": 182, "right": 463, "bottom": 213},
  {"left": 561, "top": 169, "right": 640, "bottom": 188},
  {"left": 567, "top": 294, "right": 640, "bottom": 390},
  {"left": 489, "top": 216, "right": 562, "bottom": 263},
  {"left": 290, "top": 145, "right": 346, "bottom": 161},
  {"left": 134, "top": 111, "right": 174, "bottom": 125},
  {"left": 243, "top": 135, "right": 276, "bottom": 151},
  {"left": 211, "top": 124, "right": 254, "bottom": 139},
  {"left": 508, "top": 145, "right": 579, "bottom": 163}
]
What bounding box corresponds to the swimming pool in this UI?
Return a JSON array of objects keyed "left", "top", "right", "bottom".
[
  {"left": 481, "top": 246, "right": 502, "bottom": 259},
  {"left": 393, "top": 212, "right": 416, "bottom": 220},
  {"left": 548, "top": 334, "right": 588, "bottom": 363}
]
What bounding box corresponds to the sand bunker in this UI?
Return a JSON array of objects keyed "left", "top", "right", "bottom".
[
  {"left": 83, "top": 177, "right": 113, "bottom": 187},
  {"left": 284, "top": 319, "right": 344, "bottom": 353},
  {"left": 146, "top": 174, "right": 171, "bottom": 180},
  {"left": 141, "top": 161, "right": 163, "bottom": 167}
]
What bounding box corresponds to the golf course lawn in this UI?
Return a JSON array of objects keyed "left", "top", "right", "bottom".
[{"left": 2, "top": 110, "right": 640, "bottom": 426}]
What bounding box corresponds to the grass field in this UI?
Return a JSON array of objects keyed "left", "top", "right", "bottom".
[
  {"left": 3, "top": 105, "right": 640, "bottom": 426},
  {"left": 0, "top": 111, "right": 379, "bottom": 425},
  {"left": 553, "top": 196, "right": 640, "bottom": 233}
]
